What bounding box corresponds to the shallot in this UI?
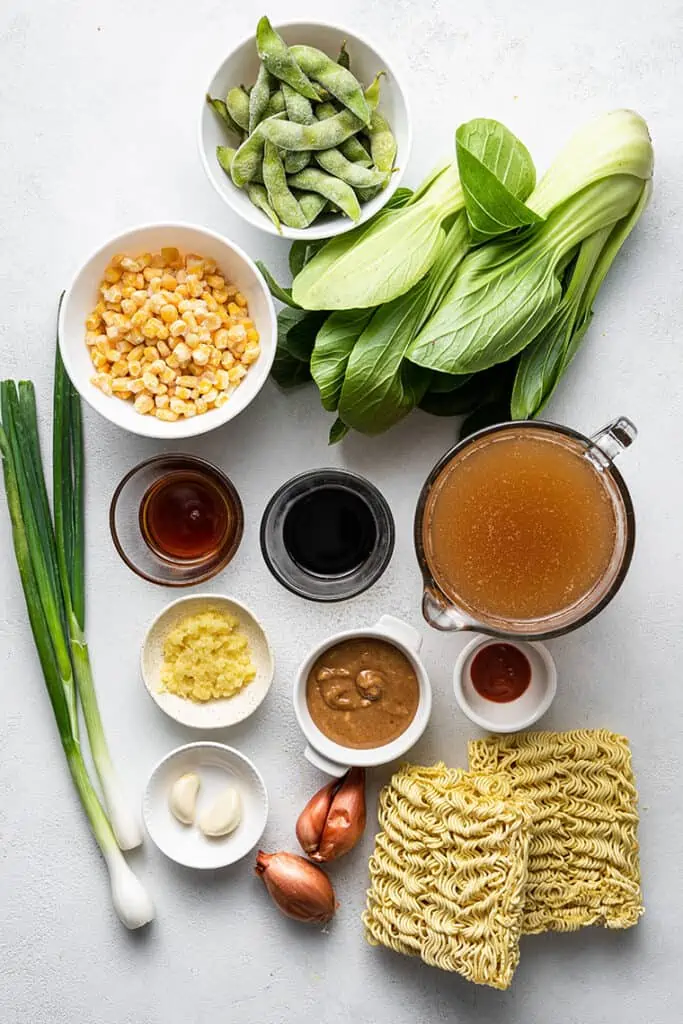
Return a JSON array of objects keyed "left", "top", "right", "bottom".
[
  {"left": 296, "top": 768, "right": 366, "bottom": 863},
  {"left": 255, "top": 851, "right": 337, "bottom": 924}
]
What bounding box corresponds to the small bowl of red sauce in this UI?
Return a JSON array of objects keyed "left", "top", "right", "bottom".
[{"left": 453, "top": 636, "right": 556, "bottom": 733}]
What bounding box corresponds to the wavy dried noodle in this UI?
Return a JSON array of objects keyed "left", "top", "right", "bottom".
[
  {"left": 363, "top": 763, "right": 529, "bottom": 990},
  {"left": 468, "top": 729, "right": 644, "bottom": 934}
]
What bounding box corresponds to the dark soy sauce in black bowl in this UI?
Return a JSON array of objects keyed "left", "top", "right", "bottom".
[
  {"left": 283, "top": 486, "right": 378, "bottom": 577},
  {"left": 260, "top": 469, "right": 395, "bottom": 602}
]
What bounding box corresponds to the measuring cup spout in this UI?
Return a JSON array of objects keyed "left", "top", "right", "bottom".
[{"left": 421, "top": 588, "right": 470, "bottom": 632}]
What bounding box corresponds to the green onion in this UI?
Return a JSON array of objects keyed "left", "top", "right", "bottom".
[{"left": 0, "top": 308, "right": 153, "bottom": 929}]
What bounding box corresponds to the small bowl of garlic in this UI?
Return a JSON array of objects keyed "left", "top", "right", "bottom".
[
  {"left": 59, "top": 222, "right": 276, "bottom": 439},
  {"left": 143, "top": 742, "right": 268, "bottom": 869}
]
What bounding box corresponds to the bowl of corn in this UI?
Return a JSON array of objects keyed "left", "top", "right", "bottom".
[{"left": 59, "top": 222, "right": 277, "bottom": 439}]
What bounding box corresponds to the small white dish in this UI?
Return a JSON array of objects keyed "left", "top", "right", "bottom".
[
  {"left": 199, "top": 20, "right": 412, "bottom": 240},
  {"left": 143, "top": 742, "right": 268, "bottom": 869},
  {"left": 453, "top": 636, "right": 557, "bottom": 733},
  {"left": 59, "top": 222, "right": 276, "bottom": 439},
  {"left": 141, "top": 594, "right": 274, "bottom": 729},
  {"left": 293, "top": 614, "right": 431, "bottom": 776}
]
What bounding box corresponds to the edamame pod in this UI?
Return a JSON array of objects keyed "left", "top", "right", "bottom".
[
  {"left": 249, "top": 63, "right": 274, "bottom": 134},
  {"left": 316, "top": 99, "right": 369, "bottom": 163},
  {"left": 225, "top": 87, "right": 250, "bottom": 132},
  {"left": 256, "top": 16, "right": 321, "bottom": 102},
  {"left": 355, "top": 183, "right": 385, "bottom": 203},
  {"left": 216, "top": 145, "right": 236, "bottom": 176},
  {"left": 263, "top": 141, "right": 309, "bottom": 228},
  {"left": 287, "top": 168, "right": 361, "bottom": 222},
  {"left": 246, "top": 182, "right": 281, "bottom": 233},
  {"left": 207, "top": 96, "right": 241, "bottom": 137},
  {"left": 265, "top": 89, "right": 286, "bottom": 116},
  {"left": 315, "top": 148, "right": 388, "bottom": 189},
  {"left": 296, "top": 191, "right": 329, "bottom": 226},
  {"left": 260, "top": 108, "right": 364, "bottom": 151},
  {"left": 230, "top": 113, "right": 285, "bottom": 187},
  {"left": 282, "top": 82, "right": 315, "bottom": 125},
  {"left": 369, "top": 109, "right": 397, "bottom": 172},
  {"left": 281, "top": 83, "right": 314, "bottom": 175},
  {"left": 289, "top": 44, "right": 370, "bottom": 125},
  {"left": 337, "top": 41, "right": 350, "bottom": 70},
  {"left": 284, "top": 151, "right": 311, "bottom": 174}
]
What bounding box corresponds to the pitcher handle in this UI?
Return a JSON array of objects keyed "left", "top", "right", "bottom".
[
  {"left": 375, "top": 614, "right": 422, "bottom": 653},
  {"left": 303, "top": 745, "right": 349, "bottom": 778},
  {"left": 586, "top": 416, "right": 637, "bottom": 468}
]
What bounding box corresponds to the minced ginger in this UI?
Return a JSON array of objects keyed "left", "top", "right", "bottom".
[{"left": 160, "top": 609, "right": 255, "bottom": 702}]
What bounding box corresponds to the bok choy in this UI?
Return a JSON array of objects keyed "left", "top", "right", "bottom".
[
  {"left": 409, "top": 110, "right": 653, "bottom": 387},
  {"left": 0, "top": 324, "right": 153, "bottom": 929}
]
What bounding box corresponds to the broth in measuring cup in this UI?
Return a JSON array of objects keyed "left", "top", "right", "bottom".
[{"left": 423, "top": 426, "right": 622, "bottom": 625}]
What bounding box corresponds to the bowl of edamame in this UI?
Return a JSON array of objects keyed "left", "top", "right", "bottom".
[{"left": 199, "top": 18, "right": 411, "bottom": 240}]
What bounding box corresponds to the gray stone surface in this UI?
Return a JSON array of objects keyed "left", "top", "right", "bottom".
[{"left": 0, "top": 1, "right": 681, "bottom": 1021}]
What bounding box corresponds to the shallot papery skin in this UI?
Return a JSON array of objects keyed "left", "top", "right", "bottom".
[
  {"left": 255, "top": 851, "right": 337, "bottom": 924},
  {"left": 298, "top": 768, "right": 367, "bottom": 863},
  {"left": 295, "top": 778, "right": 338, "bottom": 855}
]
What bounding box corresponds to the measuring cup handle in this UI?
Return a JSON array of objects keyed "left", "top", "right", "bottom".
[
  {"left": 375, "top": 615, "right": 422, "bottom": 653},
  {"left": 587, "top": 417, "right": 637, "bottom": 467},
  {"left": 303, "top": 745, "right": 349, "bottom": 778}
]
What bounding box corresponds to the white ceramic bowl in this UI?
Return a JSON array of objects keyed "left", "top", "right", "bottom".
[
  {"left": 199, "top": 21, "right": 412, "bottom": 240},
  {"left": 293, "top": 615, "right": 431, "bottom": 776},
  {"left": 141, "top": 594, "right": 274, "bottom": 729},
  {"left": 143, "top": 742, "right": 268, "bottom": 869},
  {"left": 453, "top": 636, "right": 557, "bottom": 733},
  {"left": 59, "top": 222, "right": 276, "bottom": 439}
]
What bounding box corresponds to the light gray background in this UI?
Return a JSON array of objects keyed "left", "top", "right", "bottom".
[{"left": 1, "top": 1, "right": 681, "bottom": 1022}]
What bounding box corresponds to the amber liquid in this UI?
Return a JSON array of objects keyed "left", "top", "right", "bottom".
[
  {"left": 140, "top": 470, "right": 232, "bottom": 563},
  {"left": 424, "top": 429, "right": 619, "bottom": 622}
]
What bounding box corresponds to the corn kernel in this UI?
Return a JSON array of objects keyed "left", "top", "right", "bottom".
[
  {"left": 183, "top": 405, "right": 197, "bottom": 418},
  {"left": 92, "top": 373, "right": 113, "bottom": 395},
  {"left": 105, "top": 325, "right": 120, "bottom": 341},
  {"left": 203, "top": 312, "right": 222, "bottom": 332},
  {"left": 192, "top": 345, "right": 211, "bottom": 366},
  {"left": 134, "top": 393, "right": 154, "bottom": 415},
  {"left": 104, "top": 266, "right": 123, "bottom": 284},
  {"left": 143, "top": 346, "right": 159, "bottom": 361},
  {"left": 170, "top": 319, "right": 186, "bottom": 338},
  {"left": 196, "top": 397, "right": 208, "bottom": 415},
  {"left": 208, "top": 348, "right": 221, "bottom": 368},
  {"left": 155, "top": 394, "right": 170, "bottom": 409},
  {"left": 92, "top": 352, "right": 108, "bottom": 370},
  {"left": 110, "top": 360, "right": 128, "bottom": 377},
  {"left": 120, "top": 257, "right": 141, "bottom": 272},
  {"left": 110, "top": 253, "right": 125, "bottom": 267},
  {"left": 160, "top": 304, "right": 176, "bottom": 324},
  {"left": 228, "top": 365, "right": 247, "bottom": 384},
  {"left": 128, "top": 378, "right": 145, "bottom": 394},
  {"left": 135, "top": 273, "right": 145, "bottom": 288},
  {"left": 206, "top": 275, "right": 225, "bottom": 290},
  {"left": 175, "top": 284, "right": 189, "bottom": 299},
  {"left": 143, "top": 371, "right": 161, "bottom": 394},
  {"left": 185, "top": 332, "right": 200, "bottom": 350},
  {"left": 117, "top": 340, "right": 133, "bottom": 354},
  {"left": 161, "top": 247, "right": 180, "bottom": 265},
  {"left": 213, "top": 289, "right": 229, "bottom": 304},
  {"left": 187, "top": 275, "right": 203, "bottom": 298},
  {"left": 214, "top": 329, "right": 229, "bottom": 350},
  {"left": 160, "top": 365, "right": 176, "bottom": 384},
  {"left": 216, "top": 369, "right": 231, "bottom": 391},
  {"left": 157, "top": 340, "right": 171, "bottom": 358},
  {"left": 246, "top": 328, "right": 259, "bottom": 344},
  {"left": 204, "top": 388, "right": 218, "bottom": 404},
  {"left": 156, "top": 324, "right": 169, "bottom": 341},
  {"left": 132, "top": 289, "right": 148, "bottom": 307},
  {"left": 175, "top": 375, "right": 196, "bottom": 389},
  {"left": 121, "top": 298, "right": 136, "bottom": 316},
  {"left": 170, "top": 397, "right": 188, "bottom": 415},
  {"left": 143, "top": 266, "right": 163, "bottom": 281},
  {"left": 114, "top": 390, "right": 133, "bottom": 401},
  {"left": 242, "top": 344, "right": 260, "bottom": 365},
  {"left": 167, "top": 353, "right": 180, "bottom": 369},
  {"left": 197, "top": 379, "right": 211, "bottom": 395},
  {"left": 156, "top": 408, "right": 179, "bottom": 422},
  {"left": 85, "top": 313, "right": 101, "bottom": 331},
  {"left": 149, "top": 278, "right": 163, "bottom": 294},
  {"left": 215, "top": 392, "right": 230, "bottom": 408},
  {"left": 131, "top": 309, "right": 148, "bottom": 328},
  {"left": 221, "top": 352, "right": 235, "bottom": 370},
  {"left": 161, "top": 274, "right": 177, "bottom": 291},
  {"left": 174, "top": 386, "right": 192, "bottom": 400},
  {"left": 148, "top": 359, "right": 166, "bottom": 376}
]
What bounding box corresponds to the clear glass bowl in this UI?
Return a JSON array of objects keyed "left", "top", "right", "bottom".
[
  {"left": 109, "top": 453, "right": 243, "bottom": 587},
  {"left": 260, "top": 468, "right": 395, "bottom": 602}
]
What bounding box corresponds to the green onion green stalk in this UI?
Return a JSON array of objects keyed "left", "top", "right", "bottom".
[{"left": 0, "top": 312, "right": 153, "bottom": 929}]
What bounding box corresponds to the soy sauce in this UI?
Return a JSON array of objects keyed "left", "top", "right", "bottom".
[
  {"left": 140, "top": 469, "right": 231, "bottom": 562},
  {"left": 282, "top": 486, "right": 377, "bottom": 577}
]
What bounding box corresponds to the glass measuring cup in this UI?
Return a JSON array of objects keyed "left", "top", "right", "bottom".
[{"left": 414, "top": 417, "right": 636, "bottom": 640}]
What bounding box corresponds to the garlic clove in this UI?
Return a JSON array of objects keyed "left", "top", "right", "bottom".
[
  {"left": 199, "top": 786, "right": 242, "bottom": 837},
  {"left": 169, "top": 772, "right": 201, "bottom": 825}
]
